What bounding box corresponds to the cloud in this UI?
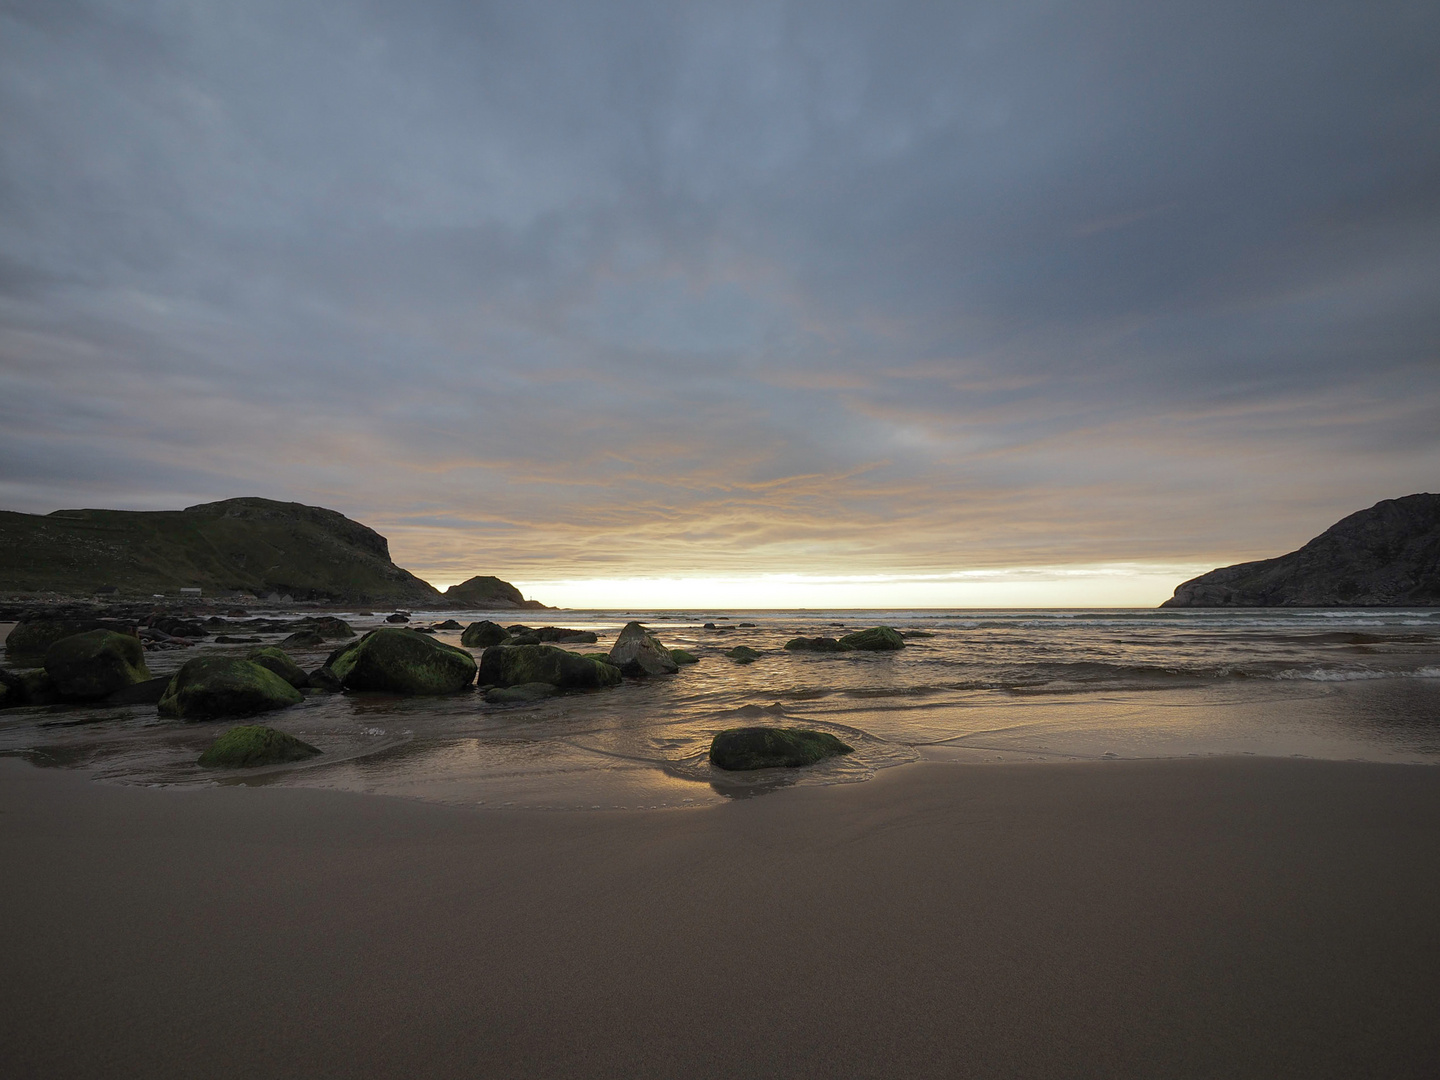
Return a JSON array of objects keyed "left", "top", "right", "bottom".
[{"left": 0, "top": 0, "right": 1437, "bottom": 590}]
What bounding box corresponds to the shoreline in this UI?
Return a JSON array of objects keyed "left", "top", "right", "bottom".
[{"left": 4, "top": 755, "right": 1439, "bottom": 1078}]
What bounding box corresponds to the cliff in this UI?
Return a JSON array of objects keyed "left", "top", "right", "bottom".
[
  {"left": 0, "top": 497, "right": 443, "bottom": 604},
  {"left": 1162, "top": 494, "right": 1440, "bottom": 607}
]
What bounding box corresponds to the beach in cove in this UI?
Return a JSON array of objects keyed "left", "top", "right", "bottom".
[{"left": 4, "top": 607, "right": 1440, "bottom": 1077}]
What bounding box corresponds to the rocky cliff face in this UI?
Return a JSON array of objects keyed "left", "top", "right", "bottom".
[
  {"left": 1163, "top": 494, "right": 1440, "bottom": 607},
  {"left": 0, "top": 497, "right": 443, "bottom": 603}
]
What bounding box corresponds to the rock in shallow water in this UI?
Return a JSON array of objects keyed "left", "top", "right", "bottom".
[
  {"left": 484, "top": 682, "right": 558, "bottom": 703},
  {"left": 709, "top": 727, "right": 855, "bottom": 770},
  {"left": 247, "top": 646, "right": 309, "bottom": 689},
  {"left": 158, "top": 657, "right": 305, "bottom": 721},
  {"left": 479, "top": 643, "right": 621, "bottom": 689},
  {"left": 783, "top": 636, "right": 851, "bottom": 653},
  {"left": 608, "top": 621, "right": 679, "bottom": 676},
  {"left": 327, "top": 628, "right": 477, "bottom": 694},
  {"left": 726, "top": 645, "right": 761, "bottom": 664},
  {"left": 197, "top": 725, "right": 320, "bottom": 768},
  {"left": 43, "top": 629, "right": 151, "bottom": 700},
  {"left": 837, "top": 626, "right": 905, "bottom": 651}
]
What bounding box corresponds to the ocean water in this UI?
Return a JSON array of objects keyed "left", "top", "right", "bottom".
[{"left": 4, "top": 607, "right": 1440, "bottom": 809}]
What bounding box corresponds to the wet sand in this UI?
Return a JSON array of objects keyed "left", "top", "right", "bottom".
[{"left": 3, "top": 756, "right": 1439, "bottom": 1079}]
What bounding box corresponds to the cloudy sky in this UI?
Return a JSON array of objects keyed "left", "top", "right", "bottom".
[{"left": 1, "top": 1, "right": 1436, "bottom": 605}]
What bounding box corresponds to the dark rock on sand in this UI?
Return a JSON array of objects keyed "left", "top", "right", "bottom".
[
  {"left": 608, "top": 621, "right": 679, "bottom": 676},
  {"left": 247, "top": 647, "right": 310, "bottom": 689},
  {"left": 726, "top": 645, "right": 761, "bottom": 664},
  {"left": 158, "top": 657, "right": 305, "bottom": 721},
  {"left": 326, "top": 628, "right": 477, "bottom": 695},
  {"left": 197, "top": 725, "right": 321, "bottom": 768},
  {"left": 432, "top": 619, "right": 464, "bottom": 631},
  {"left": 385, "top": 612, "right": 410, "bottom": 623},
  {"left": 784, "top": 636, "right": 851, "bottom": 653},
  {"left": 838, "top": 626, "right": 906, "bottom": 651},
  {"left": 1164, "top": 493, "right": 1440, "bottom": 607},
  {"left": 483, "top": 682, "right": 559, "bottom": 704},
  {"left": 709, "top": 727, "right": 854, "bottom": 771},
  {"left": 461, "top": 620, "right": 510, "bottom": 648},
  {"left": 479, "top": 644, "right": 621, "bottom": 690},
  {"left": 44, "top": 630, "right": 151, "bottom": 700}
]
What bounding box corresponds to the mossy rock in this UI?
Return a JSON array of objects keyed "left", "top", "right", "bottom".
[
  {"left": 837, "top": 626, "right": 905, "bottom": 651},
  {"left": 783, "top": 636, "right": 851, "bottom": 653},
  {"left": 307, "top": 666, "right": 343, "bottom": 693},
  {"left": 461, "top": 620, "right": 510, "bottom": 648},
  {"left": 479, "top": 644, "right": 622, "bottom": 689},
  {"left": 484, "top": 682, "right": 558, "bottom": 704},
  {"left": 726, "top": 645, "right": 761, "bottom": 664},
  {"left": 7, "top": 617, "right": 119, "bottom": 657},
  {"left": 609, "top": 621, "right": 679, "bottom": 676},
  {"left": 280, "top": 630, "right": 326, "bottom": 648},
  {"left": 158, "top": 657, "right": 305, "bottom": 721},
  {"left": 669, "top": 648, "right": 699, "bottom": 665},
  {"left": 247, "top": 646, "right": 309, "bottom": 689},
  {"left": 43, "top": 629, "right": 151, "bottom": 700},
  {"left": 709, "top": 727, "right": 855, "bottom": 771},
  {"left": 531, "top": 627, "right": 599, "bottom": 644},
  {"left": 197, "top": 725, "right": 321, "bottom": 768},
  {"left": 327, "top": 628, "right": 476, "bottom": 694}
]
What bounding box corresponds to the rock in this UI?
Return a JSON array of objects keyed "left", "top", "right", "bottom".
[
  {"left": 703, "top": 622, "right": 717, "bottom": 630},
  {"left": 608, "top": 621, "right": 679, "bottom": 676},
  {"left": 738, "top": 622, "right": 758, "bottom": 628},
  {"left": 385, "top": 612, "right": 410, "bottom": 623},
  {"left": 708, "top": 727, "right": 854, "bottom": 770},
  {"left": 158, "top": 658, "right": 305, "bottom": 721},
  {"left": 290, "top": 616, "right": 355, "bottom": 639},
  {"left": 247, "top": 646, "right": 309, "bottom": 689},
  {"left": 669, "top": 648, "right": 699, "bottom": 665},
  {"left": 531, "top": 627, "right": 599, "bottom": 644},
  {"left": 214, "top": 635, "right": 262, "bottom": 644},
  {"left": 443, "top": 575, "right": 551, "bottom": 610},
  {"left": 484, "top": 682, "right": 559, "bottom": 704},
  {"left": 901, "top": 630, "right": 936, "bottom": 638},
  {"left": 479, "top": 644, "right": 622, "bottom": 689},
  {"left": 326, "top": 628, "right": 477, "bottom": 694},
  {"left": 783, "top": 636, "right": 851, "bottom": 652},
  {"left": 280, "top": 630, "right": 326, "bottom": 648},
  {"left": 432, "top": 619, "right": 464, "bottom": 630},
  {"left": 1163, "top": 493, "right": 1440, "bottom": 607},
  {"left": 17, "top": 669, "right": 57, "bottom": 706},
  {"left": 461, "top": 620, "right": 510, "bottom": 648},
  {"left": 726, "top": 646, "right": 761, "bottom": 664},
  {"left": 838, "top": 626, "right": 905, "bottom": 651},
  {"left": 6, "top": 616, "right": 133, "bottom": 657},
  {"left": 506, "top": 624, "right": 535, "bottom": 635},
  {"left": 43, "top": 630, "right": 151, "bottom": 700},
  {"left": 306, "top": 666, "right": 343, "bottom": 693},
  {"left": 197, "top": 725, "right": 321, "bottom": 768},
  {"left": 0, "top": 668, "right": 26, "bottom": 709}
]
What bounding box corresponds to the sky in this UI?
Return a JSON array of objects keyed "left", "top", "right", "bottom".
[{"left": 1, "top": 1, "right": 1437, "bottom": 607}]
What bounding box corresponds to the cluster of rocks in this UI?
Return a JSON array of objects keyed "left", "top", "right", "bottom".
[{"left": 2, "top": 614, "right": 911, "bottom": 775}]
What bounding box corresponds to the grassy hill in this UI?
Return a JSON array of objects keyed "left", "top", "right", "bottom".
[{"left": 0, "top": 497, "right": 444, "bottom": 604}]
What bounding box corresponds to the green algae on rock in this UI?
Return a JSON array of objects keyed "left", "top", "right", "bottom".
[
  {"left": 669, "top": 648, "right": 699, "bottom": 665},
  {"left": 197, "top": 725, "right": 321, "bottom": 768},
  {"left": 483, "top": 682, "right": 559, "bottom": 704},
  {"left": 246, "top": 646, "right": 309, "bottom": 689},
  {"left": 327, "top": 628, "right": 477, "bottom": 694},
  {"left": 43, "top": 629, "right": 151, "bottom": 700},
  {"left": 725, "top": 645, "right": 761, "bottom": 664},
  {"left": 709, "top": 727, "right": 855, "bottom": 770},
  {"left": 159, "top": 657, "right": 305, "bottom": 721},
  {"left": 783, "top": 636, "right": 851, "bottom": 652},
  {"left": 837, "top": 626, "right": 905, "bottom": 651},
  {"left": 479, "top": 643, "right": 622, "bottom": 690},
  {"left": 461, "top": 620, "right": 510, "bottom": 648}
]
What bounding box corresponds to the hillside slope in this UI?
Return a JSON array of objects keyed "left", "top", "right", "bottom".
[
  {"left": 1163, "top": 494, "right": 1440, "bottom": 607},
  {"left": 0, "top": 497, "right": 443, "bottom": 603}
]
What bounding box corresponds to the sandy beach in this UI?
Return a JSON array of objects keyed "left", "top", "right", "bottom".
[{"left": 3, "top": 756, "right": 1439, "bottom": 1078}]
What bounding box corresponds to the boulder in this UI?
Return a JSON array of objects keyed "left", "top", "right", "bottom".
[
  {"left": 726, "top": 646, "right": 760, "bottom": 664},
  {"left": 385, "top": 612, "right": 410, "bottom": 623},
  {"left": 783, "top": 636, "right": 851, "bottom": 652},
  {"left": 43, "top": 629, "right": 151, "bottom": 700},
  {"left": 837, "top": 626, "right": 905, "bottom": 651},
  {"left": 709, "top": 727, "right": 855, "bottom": 770},
  {"left": 158, "top": 658, "right": 305, "bottom": 721},
  {"left": 197, "top": 725, "right": 321, "bottom": 768},
  {"left": 532, "top": 627, "right": 599, "bottom": 644},
  {"left": 247, "top": 646, "right": 309, "bottom": 689},
  {"left": 306, "top": 666, "right": 343, "bottom": 693},
  {"left": 280, "top": 630, "right": 326, "bottom": 648},
  {"left": 327, "top": 628, "right": 477, "bottom": 694},
  {"left": 0, "top": 668, "right": 25, "bottom": 709},
  {"left": 290, "top": 616, "right": 355, "bottom": 639},
  {"left": 669, "top": 648, "right": 699, "bottom": 665},
  {"left": 461, "top": 620, "right": 510, "bottom": 648},
  {"left": 104, "top": 676, "right": 171, "bottom": 706},
  {"left": 479, "top": 644, "right": 622, "bottom": 690},
  {"left": 484, "top": 682, "right": 559, "bottom": 704},
  {"left": 6, "top": 616, "right": 132, "bottom": 657},
  {"left": 432, "top": 619, "right": 464, "bottom": 631},
  {"left": 608, "top": 621, "right": 679, "bottom": 676},
  {"left": 214, "top": 635, "right": 262, "bottom": 644}
]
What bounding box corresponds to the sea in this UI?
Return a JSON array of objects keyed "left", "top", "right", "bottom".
[{"left": 4, "top": 607, "right": 1440, "bottom": 809}]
